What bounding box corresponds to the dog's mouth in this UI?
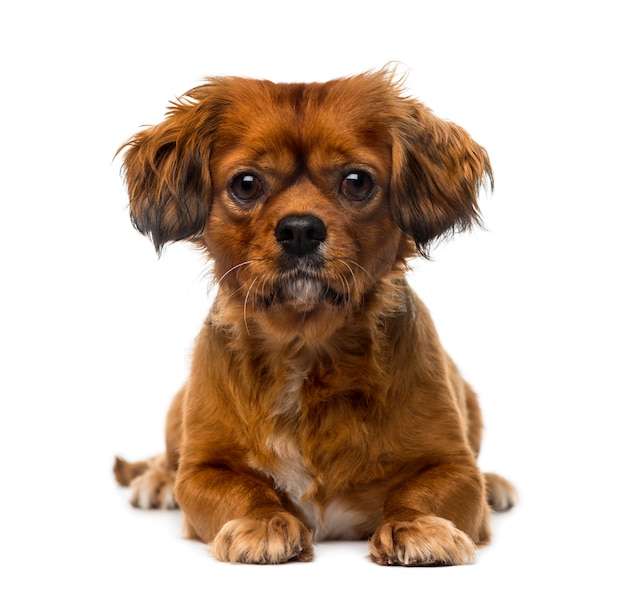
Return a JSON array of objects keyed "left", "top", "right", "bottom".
[{"left": 259, "top": 272, "right": 346, "bottom": 311}]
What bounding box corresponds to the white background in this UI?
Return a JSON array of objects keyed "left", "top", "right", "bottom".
[{"left": 1, "top": 1, "right": 624, "bottom": 588}]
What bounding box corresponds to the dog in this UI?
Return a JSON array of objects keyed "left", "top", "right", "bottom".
[{"left": 114, "top": 68, "right": 516, "bottom": 566}]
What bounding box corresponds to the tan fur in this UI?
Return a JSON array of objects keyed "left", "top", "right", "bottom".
[{"left": 115, "top": 69, "right": 515, "bottom": 566}]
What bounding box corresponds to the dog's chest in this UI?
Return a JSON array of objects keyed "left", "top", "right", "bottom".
[
  {"left": 253, "top": 429, "right": 371, "bottom": 541},
  {"left": 246, "top": 363, "right": 372, "bottom": 540}
]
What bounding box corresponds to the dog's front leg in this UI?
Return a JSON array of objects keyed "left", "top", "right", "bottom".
[
  {"left": 369, "top": 461, "right": 489, "bottom": 566},
  {"left": 175, "top": 465, "right": 313, "bottom": 564}
]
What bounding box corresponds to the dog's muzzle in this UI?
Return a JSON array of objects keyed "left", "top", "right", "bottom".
[{"left": 273, "top": 214, "right": 341, "bottom": 307}]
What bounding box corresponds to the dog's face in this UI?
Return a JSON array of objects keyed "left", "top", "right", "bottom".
[
  {"left": 203, "top": 78, "right": 410, "bottom": 338},
  {"left": 120, "top": 71, "right": 491, "bottom": 339}
]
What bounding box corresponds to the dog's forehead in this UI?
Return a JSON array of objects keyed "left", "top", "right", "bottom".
[{"left": 213, "top": 79, "right": 393, "bottom": 170}]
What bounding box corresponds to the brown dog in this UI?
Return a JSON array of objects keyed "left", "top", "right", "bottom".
[{"left": 114, "top": 69, "right": 515, "bottom": 566}]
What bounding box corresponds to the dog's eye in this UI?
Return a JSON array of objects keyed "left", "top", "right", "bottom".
[
  {"left": 340, "top": 171, "right": 374, "bottom": 202},
  {"left": 229, "top": 173, "right": 265, "bottom": 203}
]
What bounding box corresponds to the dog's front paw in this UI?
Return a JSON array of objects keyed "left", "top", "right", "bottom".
[
  {"left": 369, "top": 515, "right": 476, "bottom": 566},
  {"left": 212, "top": 513, "right": 313, "bottom": 564}
]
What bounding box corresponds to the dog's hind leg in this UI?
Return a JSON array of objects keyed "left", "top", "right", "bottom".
[
  {"left": 114, "top": 386, "right": 185, "bottom": 509},
  {"left": 114, "top": 453, "right": 178, "bottom": 510},
  {"left": 484, "top": 472, "right": 517, "bottom": 512}
]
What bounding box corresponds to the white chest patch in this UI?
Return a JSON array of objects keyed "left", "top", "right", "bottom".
[
  {"left": 248, "top": 348, "right": 371, "bottom": 540},
  {"left": 263, "top": 432, "right": 314, "bottom": 513},
  {"left": 256, "top": 432, "right": 370, "bottom": 541}
]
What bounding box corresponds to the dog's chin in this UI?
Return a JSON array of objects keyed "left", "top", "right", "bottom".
[
  {"left": 247, "top": 274, "right": 350, "bottom": 342},
  {"left": 248, "top": 272, "right": 348, "bottom": 316},
  {"left": 272, "top": 276, "right": 346, "bottom": 313}
]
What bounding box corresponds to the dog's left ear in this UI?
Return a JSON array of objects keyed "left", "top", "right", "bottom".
[
  {"left": 390, "top": 101, "right": 493, "bottom": 254},
  {"left": 117, "top": 83, "right": 224, "bottom": 254}
]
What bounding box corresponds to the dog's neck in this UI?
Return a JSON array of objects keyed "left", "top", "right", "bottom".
[
  {"left": 203, "top": 274, "right": 412, "bottom": 427},
  {"left": 207, "top": 275, "right": 410, "bottom": 416}
]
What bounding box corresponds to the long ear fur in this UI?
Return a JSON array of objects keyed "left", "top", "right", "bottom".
[
  {"left": 117, "top": 84, "right": 223, "bottom": 253},
  {"left": 391, "top": 100, "right": 493, "bottom": 255}
]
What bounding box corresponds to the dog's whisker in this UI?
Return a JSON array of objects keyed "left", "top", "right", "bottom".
[
  {"left": 243, "top": 276, "right": 260, "bottom": 335},
  {"left": 337, "top": 259, "right": 358, "bottom": 304},
  {"left": 342, "top": 258, "right": 379, "bottom": 284},
  {"left": 337, "top": 259, "right": 358, "bottom": 285},
  {"left": 336, "top": 275, "right": 350, "bottom": 306},
  {"left": 216, "top": 260, "right": 257, "bottom": 286}
]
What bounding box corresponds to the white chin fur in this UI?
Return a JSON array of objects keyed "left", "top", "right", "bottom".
[{"left": 283, "top": 278, "right": 324, "bottom": 305}]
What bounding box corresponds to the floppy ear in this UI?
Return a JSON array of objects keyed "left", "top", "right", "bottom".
[
  {"left": 390, "top": 101, "right": 493, "bottom": 255},
  {"left": 118, "top": 86, "right": 219, "bottom": 253}
]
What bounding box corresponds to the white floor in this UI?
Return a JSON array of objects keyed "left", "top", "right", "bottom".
[{"left": 7, "top": 475, "right": 612, "bottom": 588}]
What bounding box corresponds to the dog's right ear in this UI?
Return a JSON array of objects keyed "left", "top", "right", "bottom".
[
  {"left": 117, "top": 84, "right": 222, "bottom": 253},
  {"left": 389, "top": 97, "right": 492, "bottom": 257}
]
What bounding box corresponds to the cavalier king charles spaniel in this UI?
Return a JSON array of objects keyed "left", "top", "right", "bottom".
[{"left": 114, "top": 68, "right": 515, "bottom": 566}]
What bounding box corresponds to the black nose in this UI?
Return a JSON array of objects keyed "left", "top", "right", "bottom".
[{"left": 275, "top": 214, "right": 327, "bottom": 257}]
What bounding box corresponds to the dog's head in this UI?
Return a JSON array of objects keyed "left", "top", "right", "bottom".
[{"left": 119, "top": 69, "right": 491, "bottom": 339}]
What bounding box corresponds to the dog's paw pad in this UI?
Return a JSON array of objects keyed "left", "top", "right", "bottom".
[
  {"left": 212, "top": 513, "right": 313, "bottom": 564},
  {"left": 369, "top": 515, "right": 476, "bottom": 566}
]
